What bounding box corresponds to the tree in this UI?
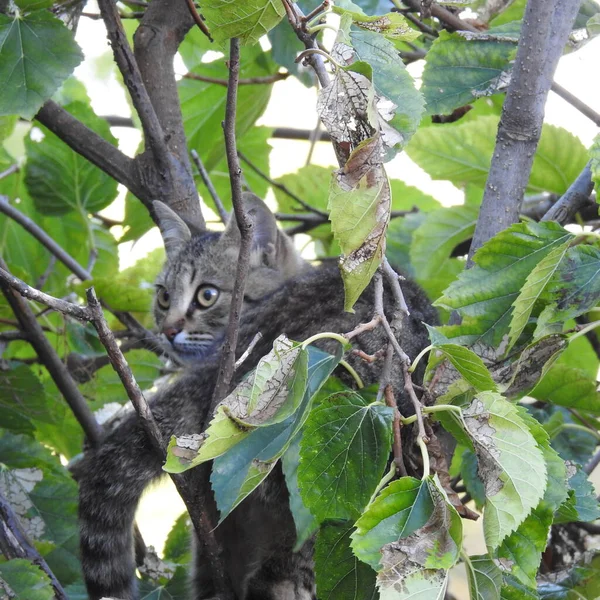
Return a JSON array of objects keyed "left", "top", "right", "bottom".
[{"left": 0, "top": 0, "right": 599, "bottom": 598}]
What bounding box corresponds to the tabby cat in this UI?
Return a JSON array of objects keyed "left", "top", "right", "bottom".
[{"left": 76, "top": 193, "right": 437, "bottom": 600}]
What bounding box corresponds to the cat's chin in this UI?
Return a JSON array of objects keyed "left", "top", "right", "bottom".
[{"left": 171, "top": 345, "right": 218, "bottom": 363}]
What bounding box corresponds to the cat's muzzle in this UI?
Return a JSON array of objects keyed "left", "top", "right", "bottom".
[{"left": 168, "top": 331, "right": 216, "bottom": 361}]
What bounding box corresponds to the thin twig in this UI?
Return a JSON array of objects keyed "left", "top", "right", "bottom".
[
  {"left": 551, "top": 82, "right": 600, "bottom": 127},
  {"left": 35, "top": 255, "right": 56, "bottom": 290},
  {"left": 541, "top": 162, "right": 594, "bottom": 224},
  {"left": 345, "top": 317, "right": 381, "bottom": 341},
  {"left": 585, "top": 447, "right": 600, "bottom": 475},
  {"left": 183, "top": 0, "right": 213, "bottom": 42},
  {"left": 0, "top": 330, "right": 29, "bottom": 342},
  {"left": 191, "top": 149, "right": 228, "bottom": 223},
  {"left": 211, "top": 39, "right": 250, "bottom": 409},
  {"left": 403, "top": 362, "right": 429, "bottom": 445},
  {"left": 183, "top": 72, "right": 289, "bottom": 86},
  {"left": 238, "top": 151, "right": 328, "bottom": 218},
  {"left": 0, "top": 493, "right": 68, "bottom": 600},
  {"left": 305, "top": 116, "right": 322, "bottom": 166},
  {"left": 382, "top": 258, "right": 409, "bottom": 315}
]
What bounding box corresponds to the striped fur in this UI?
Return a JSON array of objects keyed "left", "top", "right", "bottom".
[{"left": 77, "top": 205, "right": 437, "bottom": 599}]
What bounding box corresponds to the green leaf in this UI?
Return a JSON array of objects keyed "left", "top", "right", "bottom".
[
  {"left": 407, "top": 117, "right": 589, "bottom": 196},
  {"left": 201, "top": 0, "right": 286, "bottom": 45},
  {"left": 0, "top": 11, "right": 83, "bottom": 119},
  {"left": 298, "top": 390, "right": 393, "bottom": 522},
  {"left": 501, "top": 574, "right": 539, "bottom": 600},
  {"left": 273, "top": 164, "right": 331, "bottom": 215},
  {"left": 422, "top": 30, "right": 516, "bottom": 115},
  {"left": 461, "top": 393, "right": 547, "bottom": 549},
  {"left": 534, "top": 245, "right": 600, "bottom": 331},
  {"left": 435, "top": 344, "right": 497, "bottom": 392},
  {"left": 465, "top": 554, "right": 503, "bottom": 600},
  {"left": 210, "top": 345, "right": 342, "bottom": 521},
  {"left": 121, "top": 191, "right": 155, "bottom": 243},
  {"left": 555, "top": 465, "right": 600, "bottom": 524},
  {"left": 281, "top": 434, "right": 318, "bottom": 550},
  {"left": 507, "top": 240, "right": 573, "bottom": 350},
  {"left": 460, "top": 448, "right": 486, "bottom": 508},
  {"left": 496, "top": 505, "right": 553, "bottom": 588},
  {"left": 348, "top": 28, "right": 425, "bottom": 156},
  {"left": 351, "top": 477, "right": 434, "bottom": 570},
  {"left": 538, "top": 553, "right": 600, "bottom": 599},
  {"left": 0, "top": 559, "right": 54, "bottom": 600},
  {"left": 375, "top": 477, "right": 461, "bottom": 598},
  {"left": 410, "top": 204, "right": 478, "bottom": 282},
  {"left": 25, "top": 101, "right": 118, "bottom": 215},
  {"left": 435, "top": 222, "right": 574, "bottom": 348},
  {"left": 530, "top": 364, "right": 600, "bottom": 413},
  {"left": 333, "top": 5, "right": 420, "bottom": 42},
  {"left": 329, "top": 135, "right": 390, "bottom": 311},
  {"left": 0, "top": 432, "right": 80, "bottom": 585},
  {"left": 181, "top": 45, "right": 274, "bottom": 171},
  {"left": 314, "top": 521, "right": 377, "bottom": 600},
  {"left": 0, "top": 365, "right": 50, "bottom": 436},
  {"left": 162, "top": 513, "right": 191, "bottom": 564}
]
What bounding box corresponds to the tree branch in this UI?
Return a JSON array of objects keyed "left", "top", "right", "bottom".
[
  {"left": 0, "top": 492, "right": 68, "bottom": 600},
  {"left": 468, "top": 0, "right": 582, "bottom": 262},
  {"left": 183, "top": 0, "right": 213, "bottom": 41},
  {"left": 211, "top": 38, "right": 250, "bottom": 413},
  {"left": 541, "top": 162, "right": 594, "bottom": 224},
  {"left": 35, "top": 101, "right": 138, "bottom": 195},
  {"left": 183, "top": 71, "right": 290, "bottom": 86},
  {"left": 191, "top": 149, "right": 228, "bottom": 224},
  {"left": 551, "top": 82, "right": 600, "bottom": 127}
]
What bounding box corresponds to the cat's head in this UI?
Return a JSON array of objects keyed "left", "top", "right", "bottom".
[{"left": 152, "top": 193, "right": 308, "bottom": 362}]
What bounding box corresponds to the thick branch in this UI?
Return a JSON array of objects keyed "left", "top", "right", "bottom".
[
  {"left": 35, "top": 101, "right": 138, "bottom": 195},
  {"left": 211, "top": 38, "right": 250, "bottom": 413},
  {"left": 0, "top": 492, "right": 68, "bottom": 600},
  {"left": 468, "top": 0, "right": 582, "bottom": 261}
]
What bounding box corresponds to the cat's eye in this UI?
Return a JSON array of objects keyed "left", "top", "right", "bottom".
[
  {"left": 196, "top": 285, "right": 219, "bottom": 308},
  {"left": 156, "top": 286, "right": 170, "bottom": 310}
]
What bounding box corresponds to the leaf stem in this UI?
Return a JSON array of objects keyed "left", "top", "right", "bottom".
[
  {"left": 339, "top": 359, "right": 364, "bottom": 388},
  {"left": 301, "top": 331, "right": 349, "bottom": 348},
  {"left": 295, "top": 48, "right": 344, "bottom": 71},
  {"left": 553, "top": 423, "right": 600, "bottom": 441},
  {"left": 409, "top": 344, "right": 434, "bottom": 373},
  {"left": 306, "top": 23, "right": 338, "bottom": 34},
  {"left": 418, "top": 437, "right": 430, "bottom": 480},
  {"left": 367, "top": 462, "right": 396, "bottom": 506},
  {"left": 401, "top": 404, "right": 463, "bottom": 425},
  {"left": 570, "top": 319, "right": 600, "bottom": 342}
]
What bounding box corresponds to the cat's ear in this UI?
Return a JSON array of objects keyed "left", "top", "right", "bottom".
[
  {"left": 153, "top": 201, "right": 192, "bottom": 260},
  {"left": 221, "top": 192, "right": 306, "bottom": 277}
]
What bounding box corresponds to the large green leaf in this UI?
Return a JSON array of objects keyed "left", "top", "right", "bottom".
[
  {"left": 422, "top": 29, "right": 516, "bottom": 115},
  {"left": 25, "top": 101, "right": 118, "bottom": 215},
  {"left": 0, "top": 433, "right": 80, "bottom": 585},
  {"left": 180, "top": 45, "right": 274, "bottom": 171},
  {"left": 461, "top": 393, "right": 547, "bottom": 549},
  {"left": 410, "top": 204, "right": 478, "bottom": 282},
  {"left": 351, "top": 476, "right": 434, "bottom": 570},
  {"left": 315, "top": 521, "right": 377, "bottom": 600},
  {"left": 435, "top": 222, "right": 574, "bottom": 348},
  {"left": 538, "top": 553, "right": 600, "bottom": 600},
  {"left": 0, "top": 10, "right": 83, "bottom": 119},
  {"left": 298, "top": 390, "right": 393, "bottom": 522},
  {"left": 434, "top": 344, "right": 497, "bottom": 392},
  {"left": 407, "top": 117, "right": 589, "bottom": 196},
  {"left": 201, "top": 0, "right": 286, "bottom": 45},
  {"left": 375, "top": 476, "right": 461, "bottom": 598},
  {"left": 209, "top": 345, "right": 342, "bottom": 521},
  {"left": 0, "top": 559, "right": 54, "bottom": 600}
]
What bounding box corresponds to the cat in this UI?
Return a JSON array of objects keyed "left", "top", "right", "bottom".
[{"left": 76, "top": 192, "right": 438, "bottom": 600}]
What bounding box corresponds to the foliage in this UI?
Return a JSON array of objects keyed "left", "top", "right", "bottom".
[{"left": 0, "top": 0, "right": 599, "bottom": 599}]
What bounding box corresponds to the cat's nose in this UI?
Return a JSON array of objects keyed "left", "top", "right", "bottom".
[{"left": 163, "top": 320, "right": 184, "bottom": 342}]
